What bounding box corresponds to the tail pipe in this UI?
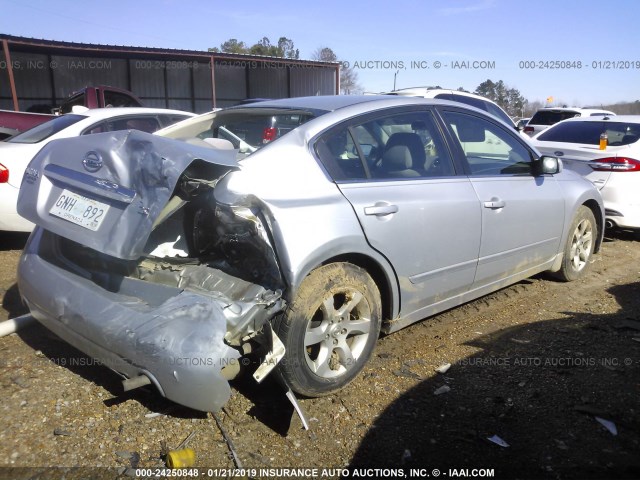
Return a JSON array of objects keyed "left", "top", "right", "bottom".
[{"left": 122, "top": 374, "right": 151, "bottom": 392}]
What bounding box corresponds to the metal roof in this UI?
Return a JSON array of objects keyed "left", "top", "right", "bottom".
[{"left": 0, "top": 34, "right": 339, "bottom": 67}]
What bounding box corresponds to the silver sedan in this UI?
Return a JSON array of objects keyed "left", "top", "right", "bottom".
[{"left": 17, "top": 96, "right": 604, "bottom": 412}]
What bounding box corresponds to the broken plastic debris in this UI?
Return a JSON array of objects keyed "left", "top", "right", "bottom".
[
  {"left": 166, "top": 448, "right": 196, "bottom": 468},
  {"left": 145, "top": 412, "right": 165, "bottom": 419},
  {"left": 510, "top": 338, "right": 531, "bottom": 344},
  {"left": 487, "top": 435, "right": 509, "bottom": 447},
  {"left": 595, "top": 417, "right": 618, "bottom": 436},
  {"left": 435, "top": 363, "right": 451, "bottom": 374},
  {"left": 433, "top": 385, "right": 451, "bottom": 395}
]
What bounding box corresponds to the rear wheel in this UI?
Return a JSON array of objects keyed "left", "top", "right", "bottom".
[
  {"left": 555, "top": 206, "right": 596, "bottom": 281},
  {"left": 273, "top": 263, "right": 381, "bottom": 397}
]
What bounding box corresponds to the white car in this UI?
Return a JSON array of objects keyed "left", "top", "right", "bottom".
[
  {"left": 531, "top": 115, "right": 640, "bottom": 229},
  {"left": 0, "top": 107, "right": 194, "bottom": 232},
  {"left": 378, "top": 87, "right": 517, "bottom": 128},
  {"left": 523, "top": 107, "right": 615, "bottom": 137}
]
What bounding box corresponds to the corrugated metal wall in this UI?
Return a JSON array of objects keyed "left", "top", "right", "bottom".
[{"left": 0, "top": 38, "right": 338, "bottom": 113}]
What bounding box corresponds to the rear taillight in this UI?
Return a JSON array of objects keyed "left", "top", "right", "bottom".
[
  {"left": 0, "top": 163, "right": 8, "bottom": 183},
  {"left": 589, "top": 157, "right": 640, "bottom": 172},
  {"left": 262, "top": 127, "right": 277, "bottom": 143},
  {"left": 524, "top": 126, "right": 534, "bottom": 133}
]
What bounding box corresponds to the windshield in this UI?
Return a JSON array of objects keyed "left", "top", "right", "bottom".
[
  {"left": 538, "top": 121, "right": 640, "bottom": 146},
  {"left": 8, "top": 114, "right": 86, "bottom": 144},
  {"left": 160, "top": 108, "right": 319, "bottom": 159}
]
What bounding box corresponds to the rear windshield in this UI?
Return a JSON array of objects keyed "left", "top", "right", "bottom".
[
  {"left": 160, "top": 108, "right": 320, "bottom": 159},
  {"left": 537, "top": 121, "right": 640, "bottom": 146},
  {"left": 529, "top": 110, "right": 580, "bottom": 126},
  {"left": 8, "top": 114, "right": 86, "bottom": 144}
]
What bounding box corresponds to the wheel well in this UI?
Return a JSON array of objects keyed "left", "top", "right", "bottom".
[
  {"left": 582, "top": 199, "right": 603, "bottom": 253},
  {"left": 321, "top": 253, "right": 394, "bottom": 323}
]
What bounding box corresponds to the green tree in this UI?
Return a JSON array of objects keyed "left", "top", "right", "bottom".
[
  {"left": 209, "top": 37, "right": 299, "bottom": 59},
  {"left": 475, "top": 79, "right": 527, "bottom": 117},
  {"left": 209, "top": 38, "right": 248, "bottom": 54},
  {"left": 277, "top": 37, "right": 299, "bottom": 59}
]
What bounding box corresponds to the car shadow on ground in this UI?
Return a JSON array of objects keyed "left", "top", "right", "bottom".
[
  {"left": 0, "top": 232, "right": 30, "bottom": 251},
  {"left": 349, "top": 282, "right": 640, "bottom": 479},
  {"left": 15, "top": 323, "right": 207, "bottom": 419}
]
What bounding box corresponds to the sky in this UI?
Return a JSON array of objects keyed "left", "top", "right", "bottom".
[{"left": 1, "top": 0, "right": 638, "bottom": 107}]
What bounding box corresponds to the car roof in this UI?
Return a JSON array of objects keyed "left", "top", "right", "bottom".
[
  {"left": 75, "top": 107, "right": 195, "bottom": 120},
  {"left": 225, "top": 95, "right": 395, "bottom": 113},
  {"left": 223, "top": 94, "right": 507, "bottom": 117},
  {"left": 380, "top": 87, "right": 502, "bottom": 104}
]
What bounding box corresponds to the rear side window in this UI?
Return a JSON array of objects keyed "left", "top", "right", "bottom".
[
  {"left": 529, "top": 110, "right": 579, "bottom": 126},
  {"left": 537, "top": 121, "right": 640, "bottom": 146}
]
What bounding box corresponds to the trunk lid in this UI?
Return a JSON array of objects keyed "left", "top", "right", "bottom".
[{"left": 17, "top": 130, "right": 237, "bottom": 260}]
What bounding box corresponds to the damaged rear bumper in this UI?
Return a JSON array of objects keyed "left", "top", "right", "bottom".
[{"left": 18, "top": 228, "right": 284, "bottom": 412}]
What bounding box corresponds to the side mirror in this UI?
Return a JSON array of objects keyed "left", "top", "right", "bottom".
[{"left": 533, "top": 155, "right": 561, "bottom": 175}]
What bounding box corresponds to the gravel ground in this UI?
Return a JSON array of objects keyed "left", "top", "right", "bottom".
[{"left": 0, "top": 230, "right": 639, "bottom": 480}]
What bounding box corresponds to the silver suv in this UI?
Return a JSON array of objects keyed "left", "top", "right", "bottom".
[{"left": 379, "top": 87, "right": 516, "bottom": 128}]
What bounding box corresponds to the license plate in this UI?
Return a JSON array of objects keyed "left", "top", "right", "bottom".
[{"left": 49, "top": 189, "right": 110, "bottom": 231}]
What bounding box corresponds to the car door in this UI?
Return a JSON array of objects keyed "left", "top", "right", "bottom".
[
  {"left": 315, "top": 108, "right": 481, "bottom": 322},
  {"left": 440, "top": 109, "right": 565, "bottom": 289}
]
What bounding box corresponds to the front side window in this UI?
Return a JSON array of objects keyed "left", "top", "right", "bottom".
[
  {"left": 82, "top": 116, "right": 162, "bottom": 135},
  {"left": 443, "top": 111, "right": 532, "bottom": 176},
  {"left": 316, "top": 110, "right": 455, "bottom": 181}
]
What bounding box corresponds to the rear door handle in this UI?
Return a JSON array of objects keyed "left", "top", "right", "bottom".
[
  {"left": 364, "top": 203, "right": 399, "bottom": 216},
  {"left": 483, "top": 198, "right": 506, "bottom": 209}
]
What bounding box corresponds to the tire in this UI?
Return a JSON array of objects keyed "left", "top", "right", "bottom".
[
  {"left": 554, "top": 206, "right": 597, "bottom": 281},
  {"left": 273, "top": 262, "right": 382, "bottom": 397}
]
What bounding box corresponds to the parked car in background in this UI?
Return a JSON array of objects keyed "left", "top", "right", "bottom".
[
  {"left": 0, "top": 107, "right": 194, "bottom": 231},
  {"left": 523, "top": 107, "right": 615, "bottom": 137},
  {"left": 17, "top": 96, "right": 604, "bottom": 413},
  {"left": 531, "top": 115, "right": 640, "bottom": 229},
  {"left": 379, "top": 87, "right": 517, "bottom": 128},
  {"left": 516, "top": 117, "right": 530, "bottom": 130},
  {"left": 0, "top": 86, "right": 145, "bottom": 140}
]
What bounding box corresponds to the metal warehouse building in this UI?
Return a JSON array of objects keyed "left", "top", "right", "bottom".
[{"left": 0, "top": 34, "right": 340, "bottom": 113}]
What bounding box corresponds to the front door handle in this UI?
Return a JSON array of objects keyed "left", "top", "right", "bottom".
[
  {"left": 364, "top": 202, "right": 399, "bottom": 216},
  {"left": 483, "top": 198, "right": 506, "bottom": 209}
]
